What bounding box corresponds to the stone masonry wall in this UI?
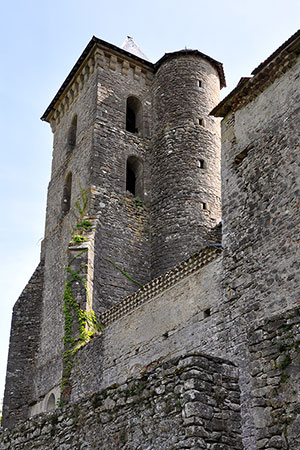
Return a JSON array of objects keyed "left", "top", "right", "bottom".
[
  {"left": 90, "top": 54, "right": 153, "bottom": 313},
  {"left": 2, "top": 262, "right": 44, "bottom": 429},
  {"left": 34, "top": 66, "right": 99, "bottom": 411},
  {"left": 248, "top": 306, "right": 300, "bottom": 450},
  {"left": 151, "top": 55, "right": 221, "bottom": 277},
  {"left": 69, "top": 249, "right": 224, "bottom": 401},
  {"left": 0, "top": 353, "right": 242, "bottom": 450},
  {"left": 220, "top": 55, "right": 300, "bottom": 449}
]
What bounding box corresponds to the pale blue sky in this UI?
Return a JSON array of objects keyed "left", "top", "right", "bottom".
[{"left": 0, "top": 0, "right": 299, "bottom": 404}]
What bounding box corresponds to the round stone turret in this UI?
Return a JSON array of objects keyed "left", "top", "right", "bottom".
[{"left": 151, "top": 51, "right": 223, "bottom": 277}]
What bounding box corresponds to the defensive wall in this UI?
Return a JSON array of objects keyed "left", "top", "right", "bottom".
[{"left": 0, "top": 353, "right": 242, "bottom": 449}]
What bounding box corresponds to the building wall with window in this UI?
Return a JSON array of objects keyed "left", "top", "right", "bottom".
[{"left": 89, "top": 53, "right": 153, "bottom": 313}]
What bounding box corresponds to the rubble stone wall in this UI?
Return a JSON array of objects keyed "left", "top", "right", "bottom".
[
  {"left": 249, "top": 306, "right": 300, "bottom": 450},
  {"left": 2, "top": 262, "right": 44, "bottom": 429},
  {"left": 0, "top": 353, "right": 242, "bottom": 450}
]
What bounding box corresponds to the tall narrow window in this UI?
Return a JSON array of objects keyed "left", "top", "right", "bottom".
[
  {"left": 67, "top": 115, "right": 77, "bottom": 152},
  {"left": 126, "top": 156, "right": 144, "bottom": 199},
  {"left": 126, "top": 96, "right": 143, "bottom": 135},
  {"left": 62, "top": 172, "right": 72, "bottom": 214},
  {"left": 126, "top": 164, "right": 136, "bottom": 195}
]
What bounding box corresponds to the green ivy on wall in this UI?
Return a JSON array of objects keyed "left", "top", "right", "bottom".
[{"left": 61, "top": 184, "right": 100, "bottom": 402}]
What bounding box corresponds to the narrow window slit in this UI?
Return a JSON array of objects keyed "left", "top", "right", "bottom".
[
  {"left": 67, "top": 115, "right": 77, "bottom": 152},
  {"left": 126, "top": 96, "right": 143, "bottom": 135},
  {"left": 126, "top": 165, "right": 136, "bottom": 196},
  {"left": 62, "top": 172, "right": 72, "bottom": 215},
  {"left": 204, "top": 308, "right": 211, "bottom": 319},
  {"left": 126, "top": 156, "right": 144, "bottom": 199}
]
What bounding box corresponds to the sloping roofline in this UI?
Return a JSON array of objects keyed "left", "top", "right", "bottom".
[
  {"left": 41, "top": 37, "right": 225, "bottom": 122},
  {"left": 41, "top": 36, "right": 153, "bottom": 122},
  {"left": 211, "top": 29, "right": 300, "bottom": 117}
]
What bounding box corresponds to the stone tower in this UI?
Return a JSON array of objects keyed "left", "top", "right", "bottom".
[
  {"left": 151, "top": 50, "right": 223, "bottom": 276},
  {"left": 3, "top": 36, "right": 224, "bottom": 426}
]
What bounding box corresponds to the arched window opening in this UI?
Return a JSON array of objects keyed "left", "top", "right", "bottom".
[
  {"left": 62, "top": 172, "right": 72, "bottom": 215},
  {"left": 46, "top": 393, "right": 56, "bottom": 412},
  {"left": 67, "top": 115, "right": 77, "bottom": 151},
  {"left": 198, "top": 159, "right": 205, "bottom": 169},
  {"left": 126, "top": 96, "right": 143, "bottom": 135},
  {"left": 126, "top": 156, "right": 144, "bottom": 199}
]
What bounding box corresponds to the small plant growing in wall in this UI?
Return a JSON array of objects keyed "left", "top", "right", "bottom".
[
  {"left": 103, "top": 257, "right": 143, "bottom": 287},
  {"left": 71, "top": 234, "right": 88, "bottom": 244},
  {"left": 76, "top": 219, "right": 93, "bottom": 231}
]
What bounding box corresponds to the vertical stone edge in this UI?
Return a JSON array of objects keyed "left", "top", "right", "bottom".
[{"left": 2, "top": 260, "right": 44, "bottom": 428}]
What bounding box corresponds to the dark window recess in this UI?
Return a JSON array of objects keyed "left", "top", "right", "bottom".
[
  {"left": 67, "top": 115, "right": 77, "bottom": 151},
  {"left": 126, "top": 165, "right": 136, "bottom": 195},
  {"left": 62, "top": 173, "right": 72, "bottom": 214},
  {"left": 234, "top": 144, "right": 254, "bottom": 165},
  {"left": 126, "top": 156, "right": 144, "bottom": 199},
  {"left": 200, "top": 202, "right": 207, "bottom": 210},
  {"left": 126, "top": 96, "right": 142, "bottom": 134},
  {"left": 199, "top": 118, "right": 204, "bottom": 126},
  {"left": 126, "top": 106, "right": 137, "bottom": 133},
  {"left": 204, "top": 308, "right": 211, "bottom": 319},
  {"left": 198, "top": 80, "right": 202, "bottom": 88},
  {"left": 199, "top": 159, "right": 205, "bottom": 169}
]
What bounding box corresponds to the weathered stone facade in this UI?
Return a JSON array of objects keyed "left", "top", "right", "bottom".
[
  {"left": 211, "top": 28, "right": 300, "bottom": 449},
  {"left": 2, "top": 30, "right": 300, "bottom": 450},
  {"left": 3, "top": 262, "right": 44, "bottom": 429}
]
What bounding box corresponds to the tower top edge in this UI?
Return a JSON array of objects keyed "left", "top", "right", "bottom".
[
  {"left": 41, "top": 36, "right": 154, "bottom": 122},
  {"left": 41, "top": 36, "right": 226, "bottom": 123},
  {"left": 154, "top": 49, "right": 226, "bottom": 88}
]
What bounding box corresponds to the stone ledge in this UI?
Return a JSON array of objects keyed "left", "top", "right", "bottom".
[{"left": 99, "top": 245, "right": 222, "bottom": 327}]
